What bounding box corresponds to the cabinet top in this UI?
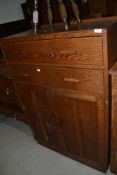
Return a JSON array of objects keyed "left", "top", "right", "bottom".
[{"left": 1, "top": 16, "right": 117, "bottom": 42}]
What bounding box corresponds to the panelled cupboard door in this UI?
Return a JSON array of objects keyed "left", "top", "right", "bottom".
[
  {"left": 16, "top": 82, "right": 106, "bottom": 168},
  {"left": 16, "top": 82, "right": 65, "bottom": 151},
  {"left": 49, "top": 88, "right": 105, "bottom": 167}
]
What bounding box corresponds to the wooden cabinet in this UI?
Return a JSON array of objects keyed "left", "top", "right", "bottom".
[
  {"left": 16, "top": 81, "right": 105, "bottom": 167},
  {"left": 1, "top": 17, "right": 117, "bottom": 172},
  {"left": 0, "top": 46, "right": 27, "bottom": 123}
]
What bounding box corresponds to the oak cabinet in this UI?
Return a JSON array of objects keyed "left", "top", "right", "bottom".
[
  {"left": 1, "top": 17, "right": 117, "bottom": 172},
  {"left": 16, "top": 81, "right": 105, "bottom": 167},
  {"left": 0, "top": 46, "right": 27, "bottom": 123}
]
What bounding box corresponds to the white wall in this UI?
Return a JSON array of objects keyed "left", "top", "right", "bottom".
[{"left": 0, "top": 0, "right": 26, "bottom": 24}]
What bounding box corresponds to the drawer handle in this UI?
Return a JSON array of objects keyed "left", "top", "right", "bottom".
[{"left": 64, "top": 78, "right": 80, "bottom": 83}]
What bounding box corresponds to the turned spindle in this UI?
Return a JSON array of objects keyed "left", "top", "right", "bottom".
[{"left": 58, "top": 0, "right": 69, "bottom": 31}]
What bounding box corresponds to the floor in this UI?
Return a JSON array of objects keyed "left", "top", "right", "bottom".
[{"left": 0, "top": 114, "right": 115, "bottom": 175}]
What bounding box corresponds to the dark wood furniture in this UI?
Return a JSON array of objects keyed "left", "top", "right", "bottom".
[
  {"left": 1, "top": 16, "right": 117, "bottom": 172},
  {"left": 26, "top": 0, "right": 117, "bottom": 24},
  {"left": 26, "top": 0, "right": 108, "bottom": 23},
  {"left": 0, "top": 44, "right": 27, "bottom": 123},
  {"left": 109, "top": 63, "right": 117, "bottom": 174}
]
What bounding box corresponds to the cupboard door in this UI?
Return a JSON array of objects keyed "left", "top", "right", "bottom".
[
  {"left": 48, "top": 89, "right": 105, "bottom": 166},
  {"left": 16, "top": 84, "right": 46, "bottom": 141},
  {"left": 16, "top": 83, "right": 64, "bottom": 151},
  {"left": 16, "top": 82, "right": 106, "bottom": 169}
]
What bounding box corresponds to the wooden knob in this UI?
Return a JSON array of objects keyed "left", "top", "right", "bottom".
[{"left": 36, "top": 68, "right": 41, "bottom": 72}]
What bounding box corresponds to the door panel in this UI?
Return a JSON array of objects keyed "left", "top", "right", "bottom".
[
  {"left": 49, "top": 89, "right": 103, "bottom": 163},
  {"left": 16, "top": 83, "right": 64, "bottom": 150},
  {"left": 34, "top": 87, "right": 64, "bottom": 149},
  {"left": 16, "top": 85, "right": 46, "bottom": 141},
  {"left": 16, "top": 82, "right": 105, "bottom": 165}
]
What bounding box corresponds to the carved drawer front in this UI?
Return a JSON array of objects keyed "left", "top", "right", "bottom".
[
  {"left": 10, "top": 65, "right": 103, "bottom": 94},
  {"left": 4, "top": 37, "right": 103, "bottom": 66}
]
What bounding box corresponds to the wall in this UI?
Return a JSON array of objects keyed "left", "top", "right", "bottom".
[{"left": 0, "top": 0, "right": 26, "bottom": 24}]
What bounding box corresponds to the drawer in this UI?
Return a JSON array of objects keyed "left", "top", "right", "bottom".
[
  {"left": 10, "top": 65, "right": 103, "bottom": 94},
  {"left": 3, "top": 37, "right": 103, "bottom": 66}
]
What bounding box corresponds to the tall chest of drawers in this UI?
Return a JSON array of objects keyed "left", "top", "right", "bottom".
[{"left": 1, "top": 19, "right": 117, "bottom": 172}]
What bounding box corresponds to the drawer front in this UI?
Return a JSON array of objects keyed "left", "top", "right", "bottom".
[
  {"left": 10, "top": 65, "right": 103, "bottom": 94},
  {"left": 3, "top": 37, "right": 103, "bottom": 66}
]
